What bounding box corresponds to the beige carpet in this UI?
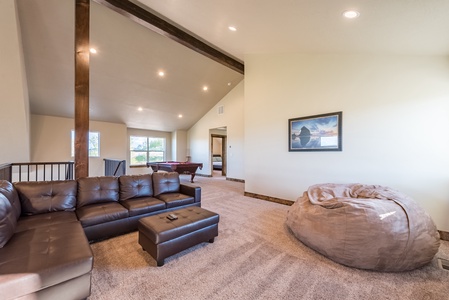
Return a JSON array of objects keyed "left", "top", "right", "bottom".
[{"left": 89, "top": 175, "right": 449, "bottom": 300}]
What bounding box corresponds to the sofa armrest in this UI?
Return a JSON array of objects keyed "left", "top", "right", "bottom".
[{"left": 180, "top": 184, "right": 201, "bottom": 203}]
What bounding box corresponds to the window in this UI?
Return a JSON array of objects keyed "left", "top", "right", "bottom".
[
  {"left": 71, "top": 130, "right": 100, "bottom": 157},
  {"left": 130, "top": 136, "right": 165, "bottom": 166}
]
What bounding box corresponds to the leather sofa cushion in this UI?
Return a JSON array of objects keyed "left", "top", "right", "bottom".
[
  {"left": 77, "top": 176, "right": 119, "bottom": 208},
  {"left": 119, "top": 174, "right": 153, "bottom": 200},
  {"left": 16, "top": 211, "right": 78, "bottom": 233},
  {"left": 0, "top": 193, "right": 17, "bottom": 248},
  {"left": 14, "top": 180, "right": 77, "bottom": 215},
  {"left": 0, "top": 180, "right": 21, "bottom": 219},
  {"left": 153, "top": 172, "right": 180, "bottom": 196},
  {"left": 76, "top": 202, "right": 129, "bottom": 227},
  {"left": 157, "top": 193, "right": 195, "bottom": 208},
  {"left": 0, "top": 221, "right": 93, "bottom": 290},
  {"left": 120, "top": 197, "right": 166, "bottom": 217},
  {"left": 0, "top": 273, "right": 41, "bottom": 300}
]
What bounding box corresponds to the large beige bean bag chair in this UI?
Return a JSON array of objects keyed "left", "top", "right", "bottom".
[{"left": 286, "top": 183, "right": 440, "bottom": 272}]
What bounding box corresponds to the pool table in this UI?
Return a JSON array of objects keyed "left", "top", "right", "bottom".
[{"left": 146, "top": 161, "right": 203, "bottom": 183}]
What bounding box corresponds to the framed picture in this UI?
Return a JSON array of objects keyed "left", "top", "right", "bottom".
[{"left": 289, "top": 111, "right": 342, "bottom": 152}]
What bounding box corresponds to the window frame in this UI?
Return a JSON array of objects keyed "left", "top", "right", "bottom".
[
  {"left": 129, "top": 136, "right": 166, "bottom": 167},
  {"left": 71, "top": 130, "right": 100, "bottom": 157}
]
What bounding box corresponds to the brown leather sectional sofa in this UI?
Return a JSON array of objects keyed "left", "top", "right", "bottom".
[{"left": 0, "top": 172, "right": 201, "bottom": 300}]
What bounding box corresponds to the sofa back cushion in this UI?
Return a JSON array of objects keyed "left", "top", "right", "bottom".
[
  {"left": 0, "top": 180, "right": 21, "bottom": 219},
  {"left": 0, "top": 193, "right": 17, "bottom": 248},
  {"left": 119, "top": 174, "right": 153, "bottom": 201},
  {"left": 14, "top": 180, "right": 77, "bottom": 215},
  {"left": 77, "top": 176, "right": 119, "bottom": 208},
  {"left": 152, "top": 172, "right": 180, "bottom": 196}
]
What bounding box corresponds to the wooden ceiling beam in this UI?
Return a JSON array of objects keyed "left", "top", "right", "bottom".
[{"left": 93, "top": 0, "right": 244, "bottom": 74}]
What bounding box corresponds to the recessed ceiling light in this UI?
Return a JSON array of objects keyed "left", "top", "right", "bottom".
[
  {"left": 158, "top": 71, "right": 165, "bottom": 77},
  {"left": 89, "top": 48, "right": 97, "bottom": 54},
  {"left": 343, "top": 10, "right": 360, "bottom": 19},
  {"left": 203, "top": 86, "right": 208, "bottom": 91},
  {"left": 138, "top": 107, "right": 143, "bottom": 111},
  {"left": 227, "top": 82, "right": 232, "bottom": 86},
  {"left": 228, "top": 26, "right": 237, "bottom": 32},
  {"left": 178, "top": 114, "right": 183, "bottom": 118}
]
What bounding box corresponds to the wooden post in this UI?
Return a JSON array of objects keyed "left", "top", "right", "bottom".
[{"left": 74, "top": 0, "right": 90, "bottom": 179}]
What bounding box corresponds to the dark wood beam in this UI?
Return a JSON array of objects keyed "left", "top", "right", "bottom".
[
  {"left": 93, "top": 0, "right": 244, "bottom": 74},
  {"left": 74, "top": 0, "right": 90, "bottom": 179}
]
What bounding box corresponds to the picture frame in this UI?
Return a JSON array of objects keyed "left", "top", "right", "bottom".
[{"left": 289, "top": 111, "right": 342, "bottom": 152}]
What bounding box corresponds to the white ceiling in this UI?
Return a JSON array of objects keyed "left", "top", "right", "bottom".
[
  {"left": 17, "top": 0, "right": 449, "bottom": 132},
  {"left": 137, "top": 0, "right": 449, "bottom": 58}
]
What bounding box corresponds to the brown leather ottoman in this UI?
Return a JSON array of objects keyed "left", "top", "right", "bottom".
[{"left": 138, "top": 207, "right": 219, "bottom": 266}]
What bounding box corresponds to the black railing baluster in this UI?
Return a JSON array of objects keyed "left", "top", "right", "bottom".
[{"left": 1, "top": 162, "right": 75, "bottom": 182}]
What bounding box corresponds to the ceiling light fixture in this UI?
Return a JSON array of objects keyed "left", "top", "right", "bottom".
[
  {"left": 89, "top": 48, "right": 97, "bottom": 54},
  {"left": 138, "top": 107, "right": 143, "bottom": 111},
  {"left": 228, "top": 26, "right": 237, "bottom": 32},
  {"left": 158, "top": 71, "right": 165, "bottom": 77},
  {"left": 343, "top": 10, "right": 360, "bottom": 19},
  {"left": 178, "top": 114, "right": 183, "bottom": 118},
  {"left": 203, "top": 86, "right": 208, "bottom": 91}
]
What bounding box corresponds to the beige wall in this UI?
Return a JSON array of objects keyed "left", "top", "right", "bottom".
[
  {"left": 245, "top": 53, "right": 449, "bottom": 231},
  {"left": 212, "top": 137, "right": 223, "bottom": 155},
  {"left": 188, "top": 81, "right": 245, "bottom": 180},
  {"left": 172, "top": 130, "right": 187, "bottom": 161},
  {"left": 30, "top": 116, "right": 176, "bottom": 177},
  {"left": 0, "top": 0, "right": 30, "bottom": 164},
  {"left": 31, "top": 115, "right": 127, "bottom": 177}
]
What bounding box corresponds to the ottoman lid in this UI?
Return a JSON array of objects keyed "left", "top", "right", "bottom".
[{"left": 138, "top": 207, "right": 219, "bottom": 244}]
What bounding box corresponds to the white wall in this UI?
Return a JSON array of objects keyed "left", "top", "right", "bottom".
[
  {"left": 245, "top": 53, "right": 449, "bottom": 231},
  {"left": 31, "top": 115, "right": 127, "bottom": 177},
  {"left": 188, "top": 81, "right": 245, "bottom": 180},
  {"left": 0, "top": 0, "right": 30, "bottom": 163}
]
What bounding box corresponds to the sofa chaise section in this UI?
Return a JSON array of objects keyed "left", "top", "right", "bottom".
[
  {"left": 0, "top": 180, "right": 93, "bottom": 300},
  {"left": 0, "top": 221, "right": 93, "bottom": 300}
]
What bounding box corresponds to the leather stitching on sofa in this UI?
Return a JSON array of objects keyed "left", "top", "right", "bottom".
[{"left": 0, "top": 172, "right": 201, "bottom": 299}]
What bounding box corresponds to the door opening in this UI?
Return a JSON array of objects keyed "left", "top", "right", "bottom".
[{"left": 211, "top": 129, "right": 227, "bottom": 177}]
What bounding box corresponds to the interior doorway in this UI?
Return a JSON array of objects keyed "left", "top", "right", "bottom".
[{"left": 210, "top": 128, "right": 227, "bottom": 177}]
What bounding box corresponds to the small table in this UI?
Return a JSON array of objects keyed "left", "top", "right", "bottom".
[
  {"left": 146, "top": 161, "right": 203, "bottom": 183},
  {"left": 138, "top": 207, "right": 219, "bottom": 266}
]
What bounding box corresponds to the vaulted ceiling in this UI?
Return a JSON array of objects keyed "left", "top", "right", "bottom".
[
  {"left": 17, "top": 0, "right": 449, "bottom": 132},
  {"left": 17, "top": 0, "right": 243, "bottom": 132}
]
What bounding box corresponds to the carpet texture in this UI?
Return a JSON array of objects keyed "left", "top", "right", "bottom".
[{"left": 89, "top": 175, "right": 449, "bottom": 300}]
